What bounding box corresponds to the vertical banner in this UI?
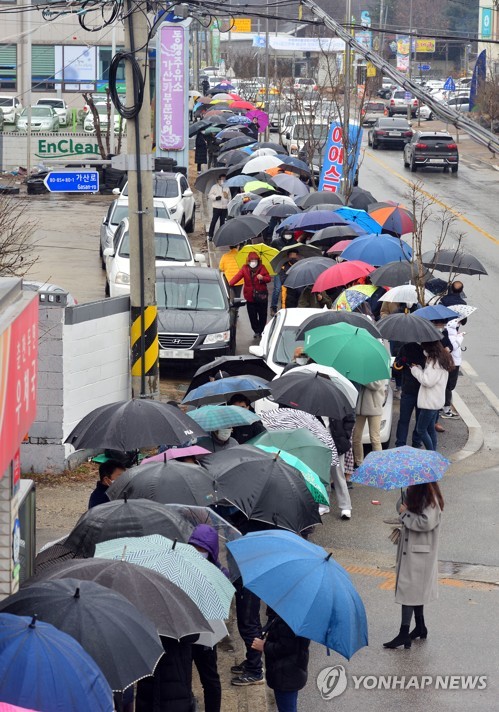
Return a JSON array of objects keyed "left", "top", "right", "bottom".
[
  {"left": 396, "top": 35, "right": 410, "bottom": 73},
  {"left": 156, "top": 20, "right": 192, "bottom": 167},
  {"left": 481, "top": 8, "right": 492, "bottom": 39},
  {"left": 470, "top": 49, "right": 486, "bottom": 113},
  {"left": 319, "top": 121, "right": 363, "bottom": 193}
]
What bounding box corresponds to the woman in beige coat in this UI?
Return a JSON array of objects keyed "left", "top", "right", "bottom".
[
  {"left": 352, "top": 379, "right": 387, "bottom": 466},
  {"left": 384, "top": 482, "right": 444, "bottom": 650}
]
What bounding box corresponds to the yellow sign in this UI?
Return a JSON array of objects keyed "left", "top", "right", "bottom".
[
  {"left": 415, "top": 39, "right": 435, "bottom": 53},
  {"left": 366, "top": 62, "right": 376, "bottom": 78},
  {"left": 232, "top": 18, "right": 252, "bottom": 33}
]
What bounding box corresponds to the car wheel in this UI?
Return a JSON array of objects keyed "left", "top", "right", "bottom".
[
  {"left": 367, "top": 135, "right": 372, "bottom": 146},
  {"left": 443, "top": 166, "right": 449, "bottom": 173},
  {"left": 410, "top": 159, "right": 417, "bottom": 172},
  {"left": 403, "top": 153, "right": 409, "bottom": 168},
  {"left": 451, "top": 165, "right": 458, "bottom": 174},
  {"left": 372, "top": 139, "right": 378, "bottom": 150},
  {"left": 185, "top": 207, "right": 196, "bottom": 234},
  {"left": 180, "top": 216, "right": 186, "bottom": 231},
  {"left": 105, "top": 280, "right": 110, "bottom": 297},
  {"left": 427, "top": 112, "right": 433, "bottom": 120}
]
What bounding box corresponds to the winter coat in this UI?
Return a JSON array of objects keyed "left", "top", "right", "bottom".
[
  {"left": 356, "top": 380, "right": 387, "bottom": 417},
  {"left": 394, "top": 343, "right": 426, "bottom": 396},
  {"left": 229, "top": 263, "right": 271, "bottom": 303},
  {"left": 446, "top": 324, "right": 464, "bottom": 367},
  {"left": 232, "top": 419, "right": 266, "bottom": 445},
  {"left": 88, "top": 481, "right": 109, "bottom": 508},
  {"left": 395, "top": 502, "right": 442, "bottom": 606},
  {"left": 264, "top": 615, "right": 310, "bottom": 692},
  {"left": 329, "top": 412, "right": 356, "bottom": 456},
  {"left": 410, "top": 360, "right": 449, "bottom": 410},
  {"left": 194, "top": 132, "right": 208, "bottom": 165},
  {"left": 219, "top": 248, "right": 243, "bottom": 285},
  {"left": 188, "top": 523, "right": 229, "bottom": 577},
  {"left": 440, "top": 293, "right": 466, "bottom": 307},
  {"left": 298, "top": 287, "right": 332, "bottom": 309},
  {"left": 208, "top": 182, "right": 230, "bottom": 209},
  {"left": 196, "top": 433, "right": 239, "bottom": 452},
  {"left": 136, "top": 636, "right": 197, "bottom": 712}
]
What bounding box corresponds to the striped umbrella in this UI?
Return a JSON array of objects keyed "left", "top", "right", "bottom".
[
  {"left": 95, "top": 535, "right": 235, "bottom": 620},
  {"left": 368, "top": 203, "right": 415, "bottom": 235},
  {"left": 187, "top": 404, "right": 261, "bottom": 431}
]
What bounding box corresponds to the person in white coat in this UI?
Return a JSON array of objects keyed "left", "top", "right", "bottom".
[
  {"left": 410, "top": 341, "right": 454, "bottom": 451},
  {"left": 208, "top": 175, "right": 230, "bottom": 240},
  {"left": 352, "top": 379, "right": 388, "bottom": 466},
  {"left": 441, "top": 320, "right": 464, "bottom": 418},
  {"left": 384, "top": 481, "right": 444, "bottom": 650}
]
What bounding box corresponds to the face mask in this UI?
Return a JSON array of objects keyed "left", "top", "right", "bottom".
[
  {"left": 296, "top": 356, "right": 308, "bottom": 365},
  {"left": 199, "top": 551, "right": 209, "bottom": 559},
  {"left": 219, "top": 179, "right": 225, "bottom": 185},
  {"left": 249, "top": 261, "right": 258, "bottom": 269},
  {"left": 288, "top": 257, "right": 298, "bottom": 264},
  {"left": 216, "top": 428, "right": 232, "bottom": 442}
]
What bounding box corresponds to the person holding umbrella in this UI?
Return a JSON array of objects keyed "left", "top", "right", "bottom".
[
  {"left": 384, "top": 482, "right": 444, "bottom": 650},
  {"left": 208, "top": 174, "right": 230, "bottom": 240},
  {"left": 352, "top": 379, "right": 387, "bottom": 469},
  {"left": 247, "top": 116, "right": 260, "bottom": 141},
  {"left": 88, "top": 460, "right": 126, "bottom": 509},
  {"left": 195, "top": 131, "right": 208, "bottom": 173},
  {"left": 229, "top": 252, "right": 271, "bottom": 338},
  {"left": 227, "top": 393, "right": 266, "bottom": 444}
]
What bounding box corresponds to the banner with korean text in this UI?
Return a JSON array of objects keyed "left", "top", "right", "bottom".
[{"left": 319, "top": 121, "right": 363, "bottom": 193}]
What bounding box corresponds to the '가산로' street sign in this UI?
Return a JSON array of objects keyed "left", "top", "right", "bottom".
[{"left": 43, "top": 171, "right": 99, "bottom": 193}]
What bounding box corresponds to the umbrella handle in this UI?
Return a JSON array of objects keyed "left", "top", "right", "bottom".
[{"left": 121, "top": 545, "right": 127, "bottom": 561}]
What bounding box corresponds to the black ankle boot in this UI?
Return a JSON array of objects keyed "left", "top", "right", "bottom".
[
  {"left": 383, "top": 625, "right": 412, "bottom": 649},
  {"left": 410, "top": 616, "right": 428, "bottom": 640}
]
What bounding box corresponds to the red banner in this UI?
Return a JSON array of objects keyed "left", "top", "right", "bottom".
[{"left": 0, "top": 297, "right": 39, "bottom": 477}]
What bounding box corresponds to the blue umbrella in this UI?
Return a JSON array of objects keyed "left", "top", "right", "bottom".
[
  {"left": 188, "top": 404, "right": 261, "bottom": 431},
  {"left": 350, "top": 446, "right": 450, "bottom": 490},
  {"left": 340, "top": 234, "right": 412, "bottom": 267},
  {"left": 241, "top": 199, "right": 262, "bottom": 214},
  {"left": 334, "top": 207, "right": 383, "bottom": 234},
  {"left": 279, "top": 155, "right": 311, "bottom": 172},
  {"left": 182, "top": 375, "right": 270, "bottom": 406},
  {"left": 227, "top": 530, "right": 368, "bottom": 659},
  {"left": 225, "top": 175, "right": 254, "bottom": 188},
  {"left": 227, "top": 115, "right": 252, "bottom": 125},
  {"left": 241, "top": 144, "right": 257, "bottom": 153},
  {"left": 0, "top": 613, "right": 113, "bottom": 712},
  {"left": 276, "top": 210, "right": 351, "bottom": 233},
  {"left": 414, "top": 304, "right": 460, "bottom": 321}
]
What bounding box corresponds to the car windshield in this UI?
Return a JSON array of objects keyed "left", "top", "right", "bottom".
[
  {"left": 421, "top": 136, "right": 453, "bottom": 143},
  {"left": 111, "top": 205, "right": 169, "bottom": 226},
  {"left": 295, "top": 124, "right": 328, "bottom": 140},
  {"left": 96, "top": 104, "right": 110, "bottom": 114},
  {"left": 394, "top": 92, "right": 406, "bottom": 99},
  {"left": 119, "top": 233, "right": 191, "bottom": 261},
  {"left": 156, "top": 280, "right": 226, "bottom": 310},
  {"left": 366, "top": 102, "right": 385, "bottom": 111},
  {"left": 22, "top": 107, "right": 51, "bottom": 117},
  {"left": 379, "top": 119, "right": 409, "bottom": 128},
  {"left": 122, "top": 178, "right": 179, "bottom": 198},
  {"left": 38, "top": 100, "right": 63, "bottom": 108},
  {"left": 274, "top": 326, "right": 304, "bottom": 366},
  {"left": 0, "top": 98, "right": 13, "bottom": 107}
]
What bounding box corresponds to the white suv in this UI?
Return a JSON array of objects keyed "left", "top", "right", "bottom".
[
  {"left": 388, "top": 89, "right": 419, "bottom": 117},
  {"left": 0, "top": 96, "right": 22, "bottom": 124},
  {"left": 36, "top": 98, "right": 69, "bottom": 126},
  {"left": 103, "top": 217, "right": 204, "bottom": 297},
  {"left": 117, "top": 172, "right": 196, "bottom": 233}
]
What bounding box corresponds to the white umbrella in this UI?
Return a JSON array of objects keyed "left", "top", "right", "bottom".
[
  {"left": 378, "top": 284, "right": 434, "bottom": 306},
  {"left": 251, "top": 148, "right": 278, "bottom": 157},
  {"left": 242, "top": 155, "right": 284, "bottom": 174},
  {"left": 227, "top": 192, "right": 260, "bottom": 217},
  {"left": 284, "top": 364, "right": 359, "bottom": 409},
  {"left": 253, "top": 195, "right": 297, "bottom": 216}
]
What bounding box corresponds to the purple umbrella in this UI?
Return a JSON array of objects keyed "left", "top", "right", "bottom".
[
  {"left": 246, "top": 109, "right": 269, "bottom": 131},
  {"left": 141, "top": 446, "right": 211, "bottom": 465}
]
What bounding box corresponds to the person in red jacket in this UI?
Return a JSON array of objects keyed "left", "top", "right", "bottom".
[{"left": 230, "top": 251, "right": 271, "bottom": 338}]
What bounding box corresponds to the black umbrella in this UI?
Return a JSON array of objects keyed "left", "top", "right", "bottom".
[
  {"left": 348, "top": 187, "right": 378, "bottom": 210},
  {"left": 421, "top": 249, "right": 488, "bottom": 276},
  {"left": 305, "top": 203, "right": 342, "bottom": 213},
  {"left": 309, "top": 225, "right": 364, "bottom": 247},
  {"left": 370, "top": 261, "right": 430, "bottom": 288},
  {"left": 220, "top": 136, "right": 255, "bottom": 152},
  {"left": 296, "top": 311, "right": 382, "bottom": 340},
  {"left": 269, "top": 371, "right": 352, "bottom": 419},
  {"left": 218, "top": 150, "right": 250, "bottom": 166},
  {"left": 202, "top": 446, "right": 321, "bottom": 532},
  {"left": 254, "top": 141, "right": 287, "bottom": 154},
  {"left": 189, "top": 120, "right": 211, "bottom": 136},
  {"left": 266, "top": 204, "right": 301, "bottom": 218},
  {"left": 215, "top": 130, "right": 247, "bottom": 142},
  {"left": 107, "top": 462, "right": 214, "bottom": 506},
  {"left": 296, "top": 191, "right": 345, "bottom": 208},
  {"left": 270, "top": 244, "right": 322, "bottom": 272},
  {"left": 186, "top": 355, "right": 276, "bottom": 394},
  {"left": 64, "top": 498, "right": 194, "bottom": 558},
  {"left": 0, "top": 579, "right": 164, "bottom": 691},
  {"left": 226, "top": 160, "right": 252, "bottom": 178},
  {"left": 194, "top": 167, "right": 227, "bottom": 194},
  {"left": 65, "top": 399, "right": 206, "bottom": 451},
  {"left": 204, "top": 115, "right": 230, "bottom": 126},
  {"left": 30, "top": 558, "right": 213, "bottom": 640},
  {"left": 377, "top": 313, "right": 443, "bottom": 343},
  {"left": 213, "top": 215, "right": 268, "bottom": 247},
  {"left": 282, "top": 256, "right": 333, "bottom": 289}
]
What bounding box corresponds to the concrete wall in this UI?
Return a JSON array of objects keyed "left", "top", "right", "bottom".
[{"left": 21, "top": 296, "right": 131, "bottom": 473}]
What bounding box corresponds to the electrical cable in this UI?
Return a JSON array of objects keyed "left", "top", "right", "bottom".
[{"left": 109, "top": 48, "right": 144, "bottom": 118}]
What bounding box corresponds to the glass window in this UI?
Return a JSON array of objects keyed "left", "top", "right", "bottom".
[
  {"left": 0, "top": 45, "right": 16, "bottom": 90},
  {"left": 111, "top": 204, "right": 169, "bottom": 225},
  {"left": 32, "top": 46, "right": 55, "bottom": 91},
  {"left": 119, "top": 232, "right": 192, "bottom": 262},
  {"left": 156, "top": 280, "right": 226, "bottom": 310},
  {"left": 274, "top": 327, "right": 304, "bottom": 366}
]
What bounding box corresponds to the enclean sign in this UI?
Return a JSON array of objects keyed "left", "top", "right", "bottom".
[{"left": 35, "top": 138, "right": 101, "bottom": 159}]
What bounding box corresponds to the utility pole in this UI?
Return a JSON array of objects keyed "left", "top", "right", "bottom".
[
  {"left": 264, "top": 0, "right": 270, "bottom": 139},
  {"left": 110, "top": 22, "right": 117, "bottom": 155},
  {"left": 21, "top": 0, "right": 32, "bottom": 176},
  {"left": 341, "top": 0, "right": 352, "bottom": 196},
  {"left": 124, "top": 0, "right": 158, "bottom": 398},
  {"left": 193, "top": 26, "right": 200, "bottom": 90}
]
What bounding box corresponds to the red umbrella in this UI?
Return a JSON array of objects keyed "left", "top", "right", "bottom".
[
  {"left": 367, "top": 203, "right": 414, "bottom": 235},
  {"left": 327, "top": 240, "right": 353, "bottom": 255},
  {"left": 230, "top": 100, "right": 256, "bottom": 110},
  {"left": 312, "top": 260, "right": 375, "bottom": 292}
]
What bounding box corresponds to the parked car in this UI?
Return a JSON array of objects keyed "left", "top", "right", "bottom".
[
  {"left": 388, "top": 89, "right": 419, "bottom": 117},
  {"left": 156, "top": 266, "right": 244, "bottom": 362},
  {"left": 367, "top": 117, "right": 413, "bottom": 149},
  {"left": 446, "top": 96, "right": 470, "bottom": 113},
  {"left": 117, "top": 172, "right": 196, "bottom": 233},
  {"left": 285, "top": 121, "right": 329, "bottom": 157},
  {"left": 280, "top": 111, "right": 314, "bottom": 147},
  {"left": 361, "top": 101, "right": 387, "bottom": 126},
  {"left": 403, "top": 131, "right": 458, "bottom": 173},
  {"left": 17, "top": 106, "right": 60, "bottom": 132},
  {"left": 249, "top": 308, "right": 393, "bottom": 445},
  {"left": 83, "top": 103, "right": 126, "bottom": 134},
  {"left": 36, "top": 98, "right": 69, "bottom": 126},
  {"left": 292, "top": 77, "right": 318, "bottom": 92},
  {"left": 99, "top": 198, "right": 172, "bottom": 266},
  {"left": 0, "top": 95, "right": 22, "bottom": 124},
  {"left": 417, "top": 104, "right": 434, "bottom": 121},
  {"left": 103, "top": 217, "right": 205, "bottom": 297}
]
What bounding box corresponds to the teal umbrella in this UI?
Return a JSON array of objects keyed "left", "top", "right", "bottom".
[
  {"left": 188, "top": 405, "right": 260, "bottom": 432},
  {"left": 247, "top": 428, "right": 331, "bottom": 484},
  {"left": 254, "top": 445, "right": 329, "bottom": 506},
  {"left": 95, "top": 534, "right": 235, "bottom": 620}
]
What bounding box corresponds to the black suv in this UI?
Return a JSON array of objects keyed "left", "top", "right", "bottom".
[
  {"left": 403, "top": 131, "right": 459, "bottom": 173},
  {"left": 368, "top": 117, "right": 414, "bottom": 150}
]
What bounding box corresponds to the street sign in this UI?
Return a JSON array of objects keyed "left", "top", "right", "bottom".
[
  {"left": 443, "top": 77, "right": 456, "bottom": 91},
  {"left": 232, "top": 18, "right": 252, "bottom": 32},
  {"left": 43, "top": 170, "right": 99, "bottom": 193},
  {"left": 404, "top": 91, "right": 412, "bottom": 101},
  {"left": 418, "top": 64, "right": 431, "bottom": 71}
]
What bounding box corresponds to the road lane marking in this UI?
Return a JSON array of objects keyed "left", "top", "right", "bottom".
[{"left": 364, "top": 150, "right": 499, "bottom": 246}]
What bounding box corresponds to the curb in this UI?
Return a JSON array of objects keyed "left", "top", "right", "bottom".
[{"left": 450, "top": 390, "right": 484, "bottom": 463}]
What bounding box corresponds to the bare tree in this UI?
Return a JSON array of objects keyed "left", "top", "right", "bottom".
[
  {"left": 476, "top": 73, "right": 499, "bottom": 132},
  {"left": 0, "top": 195, "right": 38, "bottom": 276},
  {"left": 82, "top": 90, "right": 125, "bottom": 159}
]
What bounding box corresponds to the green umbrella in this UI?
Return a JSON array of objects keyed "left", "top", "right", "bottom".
[
  {"left": 305, "top": 323, "right": 390, "bottom": 385},
  {"left": 95, "top": 534, "right": 235, "bottom": 620},
  {"left": 203, "top": 125, "right": 222, "bottom": 134},
  {"left": 244, "top": 180, "right": 276, "bottom": 193},
  {"left": 254, "top": 445, "right": 329, "bottom": 506},
  {"left": 188, "top": 404, "right": 260, "bottom": 431},
  {"left": 247, "top": 428, "right": 331, "bottom": 484}
]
